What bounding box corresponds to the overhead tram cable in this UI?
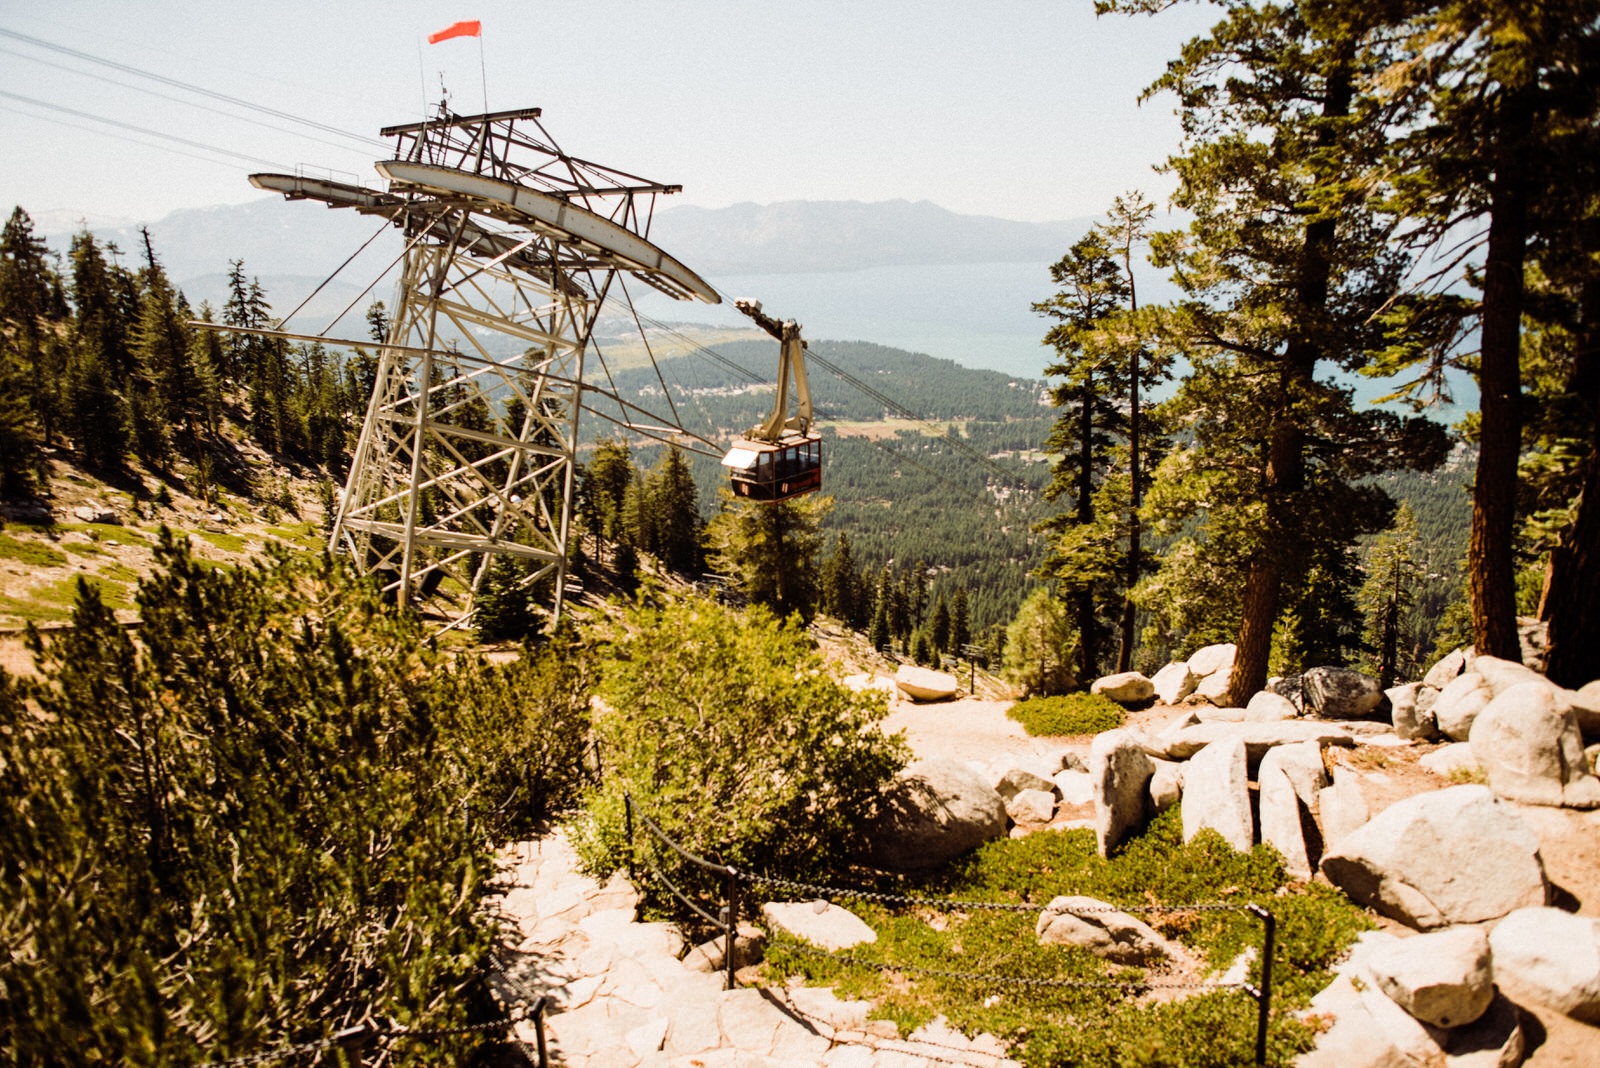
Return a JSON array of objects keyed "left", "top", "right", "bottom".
[
  {"left": 624, "top": 304, "right": 1035, "bottom": 496},
  {"left": 0, "top": 89, "right": 293, "bottom": 171},
  {"left": 0, "top": 27, "right": 389, "bottom": 151},
  {"left": 0, "top": 44, "right": 387, "bottom": 159}
]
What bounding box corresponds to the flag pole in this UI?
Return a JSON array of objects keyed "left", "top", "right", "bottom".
[{"left": 478, "top": 30, "right": 488, "bottom": 114}]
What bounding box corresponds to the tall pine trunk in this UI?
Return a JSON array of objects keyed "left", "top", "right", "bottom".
[
  {"left": 1541, "top": 271, "right": 1599, "bottom": 687},
  {"left": 1227, "top": 56, "right": 1347, "bottom": 705},
  {"left": 1470, "top": 107, "right": 1529, "bottom": 662}
]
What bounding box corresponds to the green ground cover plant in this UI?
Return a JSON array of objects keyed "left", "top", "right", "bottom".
[
  {"left": 1007, "top": 692, "right": 1127, "bottom": 736},
  {"left": 0, "top": 532, "right": 591, "bottom": 1066},
  {"left": 61, "top": 522, "right": 148, "bottom": 546},
  {"left": 572, "top": 596, "right": 908, "bottom": 909},
  {"left": 762, "top": 808, "right": 1370, "bottom": 1068},
  {"left": 189, "top": 528, "right": 251, "bottom": 553},
  {"left": 0, "top": 533, "right": 68, "bottom": 568}
]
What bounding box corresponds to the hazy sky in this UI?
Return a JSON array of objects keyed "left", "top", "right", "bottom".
[{"left": 0, "top": 0, "right": 1218, "bottom": 226}]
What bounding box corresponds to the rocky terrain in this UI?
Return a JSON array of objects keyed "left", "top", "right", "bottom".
[{"left": 846, "top": 641, "right": 1600, "bottom": 1067}]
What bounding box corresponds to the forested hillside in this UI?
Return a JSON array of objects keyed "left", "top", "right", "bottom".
[{"left": 603, "top": 339, "right": 1056, "bottom": 637}]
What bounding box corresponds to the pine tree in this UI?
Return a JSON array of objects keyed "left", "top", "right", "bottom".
[
  {"left": 64, "top": 337, "right": 128, "bottom": 469},
  {"left": 130, "top": 233, "right": 192, "bottom": 448},
  {"left": 1033, "top": 202, "right": 1169, "bottom": 681},
  {"left": 931, "top": 594, "right": 951, "bottom": 653},
  {"left": 1359, "top": 502, "right": 1425, "bottom": 687},
  {"left": 0, "top": 337, "right": 41, "bottom": 493},
  {"left": 870, "top": 601, "right": 892, "bottom": 653},
  {"left": 69, "top": 231, "right": 133, "bottom": 382},
  {"left": 1002, "top": 587, "right": 1077, "bottom": 697},
  {"left": 822, "top": 532, "right": 859, "bottom": 624},
  {"left": 648, "top": 446, "right": 702, "bottom": 573},
  {"left": 705, "top": 492, "right": 831, "bottom": 620},
  {"left": 950, "top": 586, "right": 970, "bottom": 653},
  {"left": 1109, "top": 0, "right": 1449, "bottom": 701}
]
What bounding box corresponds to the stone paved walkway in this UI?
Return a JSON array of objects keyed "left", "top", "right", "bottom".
[{"left": 489, "top": 830, "right": 1023, "bottom": 1068}]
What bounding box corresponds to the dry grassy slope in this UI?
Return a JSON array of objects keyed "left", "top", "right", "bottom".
[{"left": 0, "top": 438, "right": 330, "bottom": 641}]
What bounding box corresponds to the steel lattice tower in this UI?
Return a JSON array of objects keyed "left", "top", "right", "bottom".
[{"left": 249, "top": 106, "right": 719, "bottom": 628}]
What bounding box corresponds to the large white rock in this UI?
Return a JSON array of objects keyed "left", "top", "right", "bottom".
[
  {"left": 1299, "top": 930, "right": 1524, "bottom": 1068},
  {"left": 1319, "top": 785, "right": 1549, "bottom": 929},
  {"left": 1434, "top": 671, "right": 1494, "bottom": 741},
  {"left": 1180, "top": 736, "right": 1253, "bottom": 852},
  {"left": 1151, "top": 661, "right": 1199, "bottom": 704},
  {"left": 1316, "top": 764, "right": 1372, "bottom": 852},
  {"left": 1423, "top": 646, "right": 1473, "bottom": 691},
  {"left": 994, "top": 765, "right": 1059, "bottom": 801},
  {"left": 761, "top": 900, "right": 878, "bottom": 952},
  {"left": 1366, "top": 926, "right": 1494, "bottom": 1029},
  {"left": 1147, "top": 757, "right": 1184, "bottom": 813},
  {"left": 1472, "top": 654, "right": 1547, "bottom": 697},
  {"left": 1006, "top": 788, "right": 1057, "bottom": 824},
  {"left": 1245, "top": 690, "right": 1299, "bottom": 722},
  {"left": 1186, "top": 643, "right": 1237, "bottom": 679},
  {"left": 1036, "top": 895, "right": 1174, "bottom": 965},
  {"left": 986, "top": 752, "right": 1060, "bottom": 792},
  {"left": 866, "top": 759, "right": 1007, "bottom": 871},
  {"left": 1302, "top": 666, "right": 1387, "bottom": 720},
  {"left": 1574, "top": 680, "right": 1600, "bottom": 740},
  {"left": 1389, "top": 682, "right": 1443, "bottom": 742},
  {"left": 1470, "top": 680, "right": 1600, "bottom": 808},
  {"left": 1090, "top": 729, "right": 1154, "bottom": 858},
  {"left": 1488, "top": 906, "right": 1600, "bottom": 1022},
  {"left": 1052, "top": 768, "right": 1095, "bottom": 806},
  {"left": 1257, "top": 740, "right": 1329, "bottom": 880},
  {"left": 894, "top": 665, "right": 959, "bottom": 701},
  {"left": 1090, "top": 671, "right": 1156, "bottom": 705},
  {"left": 1194, "top": 666, "right": 1236, "bottom": 704}
]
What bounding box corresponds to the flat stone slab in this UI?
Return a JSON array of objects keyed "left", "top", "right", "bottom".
[
  {"left": 1158, "top": 720, "right": 1357, "bottom": 761},
  {"left": 762, "top": 899, "right": 879, "bottom": 952}
]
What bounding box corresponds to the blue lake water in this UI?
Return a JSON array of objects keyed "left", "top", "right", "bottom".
[{"left": 629, "top": 260, "right": 1476, "bottom": 415}]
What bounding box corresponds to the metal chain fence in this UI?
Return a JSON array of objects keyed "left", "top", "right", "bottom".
[{"left": 623, "top": 792, "right": 1279, "bottom": 1066}]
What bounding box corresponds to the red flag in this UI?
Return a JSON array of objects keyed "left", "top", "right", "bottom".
[{"left": 428, "top": 20, "right": 481, "bottom": 43}]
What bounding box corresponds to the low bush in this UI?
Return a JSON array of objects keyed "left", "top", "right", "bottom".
[
  {"left": 572, "top": 596, "right": 908, "bottom": 910},
  {"left": 0, "top": 531, "right": 587, "bottom": 1066},
  {"left": 763, "top": 806, "right": 1372, "bottom": 1068},
  {"left": 1007, "top": 691, "right": 1126, "bottom": 736}
]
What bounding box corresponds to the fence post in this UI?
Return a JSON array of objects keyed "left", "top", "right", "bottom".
[
  {"left": 723, "top": 865, "right": 740, "bottom": 991},
  {"left": 532, "top": 996, "right": 549, "bottom": 1068},
  {"left": 624, "top": 793, "right": 636, "bottom": 884},
  {"left": 1247, "top": 903, "right": 1276, "bottom": 1067}
]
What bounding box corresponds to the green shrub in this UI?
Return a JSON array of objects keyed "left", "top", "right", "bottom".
[
  {"left": 438, "top": 624, "right": 593, "bottom": 840},
  {"left": 572, "top": 597, "right": 908, "bottom": 908},
  {"left": 761, "top": 807, "right": 1372, "bottom": 1067},
  {"left": 0, "top": 531, "right": 580, "bottom": 1066},
  {"left": 1007, "top": 691, "right": 1127, "bottom": 736}
]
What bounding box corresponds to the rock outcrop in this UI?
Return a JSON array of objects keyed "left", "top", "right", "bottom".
[
  {"left": 1469, "top": 680, "right": 1600, "bottom": 808},
  {"left": 1319, "top": 785, "right": 1548, "bottom": 928},
  {"left": 1090, "top": 729, "right": 1153, "bottom": 858},
  {"left": 1090, "top": 671, "right": 1155, "bottom": 705},
  {"left": 866, "top": 759, "right": 1007, "bottom": 871}
]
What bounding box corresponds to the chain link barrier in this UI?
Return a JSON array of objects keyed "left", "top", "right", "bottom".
[
  {"left": 624, "top": 792, "right": 1279, "bottom": 1066},
  {"left": 737, "top": 869, "right": 1250, "bottom": 915},
  {"left": 766, "top": 938, "right": 1248, "bottom": 992}
]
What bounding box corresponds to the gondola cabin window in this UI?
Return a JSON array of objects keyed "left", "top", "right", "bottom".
[{"left": 721, "top": 434, "right": 823, "bottom": 503}]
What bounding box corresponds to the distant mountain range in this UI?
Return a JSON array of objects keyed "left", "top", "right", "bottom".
[
  {"left": 39, "top": 195, "right": 1091, "bottom": 287},
  {"left": 647, "top": 200, "right": 1093, "bottom": 274}
]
